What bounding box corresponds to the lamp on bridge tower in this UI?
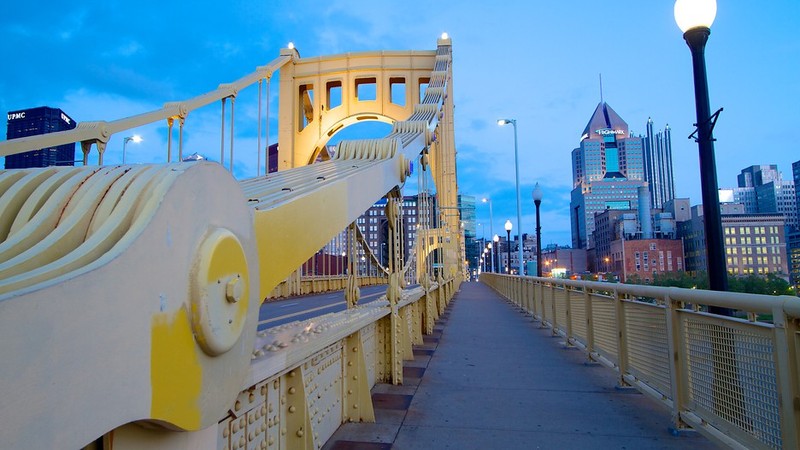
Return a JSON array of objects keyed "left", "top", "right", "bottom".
[{"left": 504, "top": 220, "right": 512, "bottom": 274}]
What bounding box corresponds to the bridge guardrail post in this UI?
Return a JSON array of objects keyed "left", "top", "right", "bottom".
[
  {"left": 665, "top": 294, "right": 689, "bottom": 432},
  {"left": 772, "top": 303, "right": 800, "bottom": 449},
  {"left": 564, "top": 283, "right": 574, "bottom": 347},
  {"left": 613, "top": 288, "right": 631, "bottom": 388},
  {"left": 550, "top": 282, "right": 558, "bottom": 335},
  {"left": 584, "top": 286, "right": 595, "bottom": 361}
]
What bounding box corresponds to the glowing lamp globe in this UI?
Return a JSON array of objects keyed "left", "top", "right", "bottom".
[{"left": 674, "top": 0, "right": 716, "bottom": 33}]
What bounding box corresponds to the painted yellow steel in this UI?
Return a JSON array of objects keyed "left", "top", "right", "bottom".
[
  {"left": 277, "top": 49, "right": 438, "bottom": 170},
  {"left": 0, "top": 163, "right": 260, "bottom": 449},
  {"left": 482, "top": 273, "right": 800, "bottom": 450},
  {"left": 0, "top": 37, "right": 461, "bottom": 450}
]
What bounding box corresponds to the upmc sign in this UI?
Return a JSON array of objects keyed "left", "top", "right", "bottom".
[{"left": 8, "top": 112, "right": 26, "bottom": 121}]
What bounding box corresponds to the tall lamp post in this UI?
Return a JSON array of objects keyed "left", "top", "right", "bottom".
[
  {"left": 482, "top": 198, "right": 494, "bottom": 273},
  {"left": 504, "top": 220, "right": 512, "bottom": 274},
  {"left": 493, "top": 234, "right": 500, "bottom": 273},
  {"left": 532, "top": 183, "right": 543, "bottom": 277},
  {"left": 486, "top": 241, "right": 494, "bottom": 272},
  {"left": 675, "top": 0, "right": 730, "bottom": 311},
  {"left": 498, "top": 119, "right": 524, "bottom": 275},
  {"left": 122, "top": 135, "right": 142, "bottom": 164}
]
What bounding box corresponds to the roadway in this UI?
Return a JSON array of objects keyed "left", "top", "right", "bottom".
[{"left": 257, "top": 285, "right": 388, "bottom": 330}]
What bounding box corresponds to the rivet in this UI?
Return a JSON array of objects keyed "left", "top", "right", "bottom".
[
  {"left": 289, "top": 405, "right": 296, "bottom": 413},
  {"left": 261, "top": 405, "right": 267, "bottom": 415},
  {"left": 269, "top": 437, "right": 275, "bottom": 445},
  {"left": 289, "top": 387, "right": 296, "bottom": 394},
  {"left": 348, "top": 389, "right": 353, "bottom": 394},
  {"left": 239, "top": 437, "right": 246, "bottom": 447},
  {"left": 248, "top": 431, "right": 254, "bottom": 441},
  {"left": 353, "top": 404, "right": 359, "bottom": 409},
  {"left": 261, "top": 385, "right": 267, "bottom": 396},
  {"left": 297, "top": 429, "right": 305, "bottom": 437},
  {"left": 240, "top": 418, "right": 246, "bottom": 428},
  {"left": 353, "top": 375, "right": 358, "bottom": 380},
  {"left": 352, "top": 347, "right": 358, "bottom": 353},
  {"left": 289, "top": 371, "right": 296, "bottom": 377},
  {"left": 281, "top": 428, "right": 287, "bottom": 436},
  {"left": 223, "top": 427, "right": 229, "bottom": 438},
  {"left": 233, "top": 422, "right": 239, "bottom": 433},
  {"left": 348, "top": 361, "right": 353, "bottom": 366},
  {"left": 235, "top": 400, "right": 242, "bottom": 411},
  {"left": 249, "top": 415, "right": 254, "bottom": 424},
  {"left": 273, "top": 380, "right": 279, "bottom": 389},
  {"left": 249, "top": 392, "right": 255, "bottom": 402}
]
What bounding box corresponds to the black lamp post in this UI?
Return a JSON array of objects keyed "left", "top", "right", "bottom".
[
  {"left": 675, "top": 0, "right": 731, "bottom": 313},
  {"left": 532, "top": 183, "right": 543, "bottom": 277},
  {"left": 493, "top": 234, "right": 499, "bottom": 273},
  {"left": 504, "top": 220, "right": 512, "bottom": 274}
]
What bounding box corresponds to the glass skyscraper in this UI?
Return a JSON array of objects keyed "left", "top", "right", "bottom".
[
  {"left": 642, "top": 118, "right": 675, "bottom": 209},
  {"left": 570, "top": 102, "right": 646, "bottom": 249}
]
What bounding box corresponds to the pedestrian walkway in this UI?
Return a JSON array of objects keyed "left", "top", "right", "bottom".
[{"left": 323, "top": 282, "right": 716, "bottom": 449}]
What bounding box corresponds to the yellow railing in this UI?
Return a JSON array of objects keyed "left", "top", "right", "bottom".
[
  {"left": 481, "top": 273, "right": 800, "bottom": 450},
  {"left": 222, "top": 277, "right": 458, "bottom": 450}
]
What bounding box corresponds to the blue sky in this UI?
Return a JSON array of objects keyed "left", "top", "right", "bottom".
[{"left": 1, "top": 1, "right": 799, "bottom": 247}]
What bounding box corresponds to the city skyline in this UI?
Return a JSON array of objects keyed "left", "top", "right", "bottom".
[{"left": 1, "top": 1, "right": 798, "bottom": 247}]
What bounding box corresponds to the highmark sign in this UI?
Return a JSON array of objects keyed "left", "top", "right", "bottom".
[{"left": 595, "top": 128, "right": 625, "bottom": 136}]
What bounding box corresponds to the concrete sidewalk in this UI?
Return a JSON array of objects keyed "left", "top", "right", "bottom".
[{"left": 323, "top": 281, "right": 716, "bottom": 450}]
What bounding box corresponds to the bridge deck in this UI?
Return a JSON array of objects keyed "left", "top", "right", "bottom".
[{"left": 324, "top": 281, "right": 716, "bottom": 449}]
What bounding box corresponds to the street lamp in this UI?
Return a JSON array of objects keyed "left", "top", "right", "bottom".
[
  {"left": 674, "top": 0, "right": 730, "bottom": 307},
  {"left": 532, "top": 183, "right": 543, "bottom": 277},
  {"left": 122, "top": 135, "right": 142, "bottom": 164},
  {"left": 498, "top": 118, "right": 523, "bottom": 275},
  {"left": 493, "top": 234, "right": 500, "bottom": 273},
  {"left": 504, "top": 220, "right": 513, "bottom": 274},
  {"left": 482, "top": 198, "right": 494, "bottom": 272},
  {"left": 486, "top": 243, "right": 492, "bottom": 274}
]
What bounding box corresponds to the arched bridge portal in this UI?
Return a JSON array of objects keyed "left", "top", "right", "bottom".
[{"left": 278, "top": 49, "right": 437, "bottom": 169}]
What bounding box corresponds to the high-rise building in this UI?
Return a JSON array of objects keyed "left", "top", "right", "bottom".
[
  {"left": 570, "top": 102, "right": 646, "bottom": 249},
  {"left": 5, "top": 106, "right": 76, "bottom": 169},
  {"left": 458, "top": 195, "right": 478, "bottom": 272},
  {"left": 790, "top": 160, "right": 800, "bottom": 289},
  {"left": 738, "top": 165, "right": 781, "bottom": 188},
  {"left": 642, "top": 118, "right": 675, "bottom": 209},
  {"left": 678, "top": 205, "right": 788, "bottom": 279},
  {"left": 722, "top": 165, "right": 798, "bottom": 232}
]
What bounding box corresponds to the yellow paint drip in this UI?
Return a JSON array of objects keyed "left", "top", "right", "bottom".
[{"left": 151, "top": 306, "right": 202, "bottom": 429}]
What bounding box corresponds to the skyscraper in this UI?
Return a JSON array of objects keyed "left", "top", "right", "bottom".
[
  {"left": 642, "top": 118, "right": 675, "bottom": 209},
  {"left": 571, "top": 102, "right": 646, "bottom": 249},
  {"left": 5, "top": 106, "right": 76, "bottom": 169},
  {"left": 722, "top": 165, "right": 798, "bottom": 232}
]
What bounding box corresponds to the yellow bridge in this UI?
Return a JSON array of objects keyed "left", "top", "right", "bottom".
[{"left": 0, "top": 37, "right": 798, "bottom": 450}]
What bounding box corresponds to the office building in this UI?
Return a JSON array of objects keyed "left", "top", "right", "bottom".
[
  {"left": 722, "top": 165, "right": 798, "bottom": 232},
  {"left": 5, "top": 106, "right": 76, "bottom": 169},
  {"left": 642, "top": 118, "right": 675, "bottom": 209},
  {"left": 570, "top": 102, "right": 646, "bottom": 249},
  {"left": 678, "top": 205, "right": 788, "bottom": 279},
  {"left": 458, "top": 195, "right": 479, "bottom": 272}
]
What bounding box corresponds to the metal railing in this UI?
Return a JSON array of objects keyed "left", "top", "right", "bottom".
[{"left": 481, "top": 273, "right": 800, "bottom": 450}]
